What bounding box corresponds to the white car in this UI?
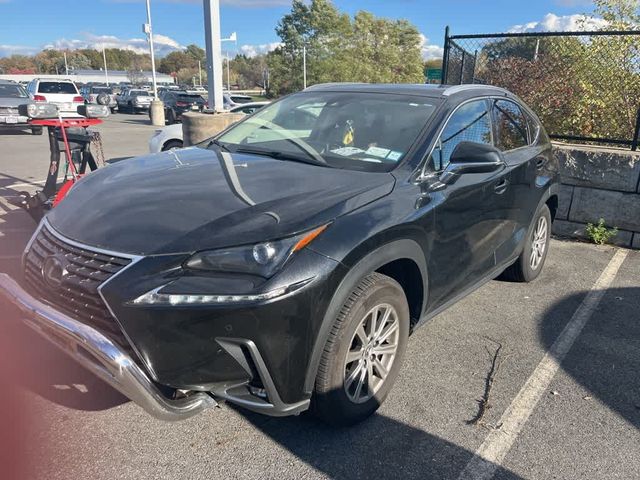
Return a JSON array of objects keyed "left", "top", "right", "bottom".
[
  {"left": 148, "top": 102, "right": 270, "bottom": 153},
  {"left": 26, "top": 78, "right": 83, "bottom": 117}
]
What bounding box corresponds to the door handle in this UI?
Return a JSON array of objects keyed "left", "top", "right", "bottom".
[{"left": 494, "top": 178, "right": 509, "bottom": 195}]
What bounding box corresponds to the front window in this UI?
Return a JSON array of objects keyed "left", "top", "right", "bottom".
[
  {"left": 0, "top": 83, "right": 28, "bottom": 98},
  {"left": 429, "top": 100, "right": 493, "bottom": 172},
  {"left": 92, "top": 87, "right": 113, "bottom": 94},
  {"left": 216, "top": 92, "right": 438, "bottom": 172}
]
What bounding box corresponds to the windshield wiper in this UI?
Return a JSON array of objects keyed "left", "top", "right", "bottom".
[
  {"left": 232, "top": 146, "right": 329, "bottom": 168},
  {"left": 207, "top": 138, "right": 231, "bottom": 152}
]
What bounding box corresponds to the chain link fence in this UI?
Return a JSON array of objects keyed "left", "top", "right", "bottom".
[{"left": 442, "top": 27, "right": 640, "bottom": 150}]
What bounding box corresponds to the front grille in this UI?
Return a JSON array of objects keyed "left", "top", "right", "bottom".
[{"left": 23, "top": 223, "right": 133, "bottom": 351}]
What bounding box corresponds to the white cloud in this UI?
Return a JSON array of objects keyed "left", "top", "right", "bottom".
[
  {"left": 508, "top": 13, "right": 608, "bottom": 33},
  {"left": 42, "top": 33, "right": 185, "bottom": 57},
  {"left": 0, "top": 44, "right": 40, "bottom": 57},
  {"left": 238, "top": 42, "right": 282, "bottom": 57},
  {"left": 419, "top": 34, "right": 444, "bottom": 61}
]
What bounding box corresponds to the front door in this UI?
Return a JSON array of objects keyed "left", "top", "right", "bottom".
[{"left": 423, "top": 99, "right": 512, "bottom": 308}]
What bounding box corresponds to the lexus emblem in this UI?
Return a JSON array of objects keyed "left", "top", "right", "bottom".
[{"left": 41, "top": 255, "right": 67, "bottom": 289}]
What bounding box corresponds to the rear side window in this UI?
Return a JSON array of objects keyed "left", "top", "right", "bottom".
[
  {"left": 493, "top": 100, "right": 528, "bottom": 151},
  {"left": 37, "top": 82, "right": 78, "bottom": 94},
  {"left": 430, "top": 99, "right": 493, "bottom": 171}
]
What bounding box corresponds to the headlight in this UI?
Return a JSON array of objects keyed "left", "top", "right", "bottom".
[{"left": 184, "top": 224, "right": 328, "bottom": 278}]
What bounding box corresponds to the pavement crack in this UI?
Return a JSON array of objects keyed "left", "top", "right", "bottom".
[{"left": 467, "top": 338, "right": 511, "bottom": 429}]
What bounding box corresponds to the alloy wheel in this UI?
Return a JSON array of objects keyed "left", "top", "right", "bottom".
[
  {"left": 343, "top": 303, "right": 400, "bottom": 404},
  {"left": 530, "top": 215, "right": 548, "bottom": 270}
]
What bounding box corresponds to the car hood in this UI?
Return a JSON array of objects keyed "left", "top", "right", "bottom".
[{"left": 48, "top": 146, "right": 395, "bottom": 255}]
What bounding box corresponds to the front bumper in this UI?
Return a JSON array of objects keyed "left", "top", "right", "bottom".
[
  {"left": 0, "top": 273, "right": 216, "bottom": 421},
  {"left": 0, "top": 115, "right": 29, "bottom": 126}
]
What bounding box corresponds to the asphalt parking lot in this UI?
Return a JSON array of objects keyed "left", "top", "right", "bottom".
[{"left": 0, "top": 115, "right": 638, "bottom": 480}]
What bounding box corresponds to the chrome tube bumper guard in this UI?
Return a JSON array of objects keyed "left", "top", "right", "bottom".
[{"left": 0, "top": 273, "right": 217, "bottom": 421}]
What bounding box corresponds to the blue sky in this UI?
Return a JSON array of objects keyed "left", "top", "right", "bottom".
[{"left": 0, "top": 0, "right": 600, "bottom": 58}]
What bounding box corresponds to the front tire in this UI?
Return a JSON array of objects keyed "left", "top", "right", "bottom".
[
  {"left": 502, "top": 204, "right": 551, "bottom": 283},
  {"left": 312, "top": 273, "right": 409, "bottom": 426}
]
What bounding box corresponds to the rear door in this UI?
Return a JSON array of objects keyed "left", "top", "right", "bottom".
[
  {"left": 424, "top": 98, "right": 512, "bottom": 307},
  {"left": 490, "top": 99, "right": 541, "bottom": 265}
]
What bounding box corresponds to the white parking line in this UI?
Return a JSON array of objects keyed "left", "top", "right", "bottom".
[
  {"left": 458, "top": 248, "right": 629, "bottom": 480},
  {"left": 4, "top": 179, "right": 47, "bottom": 189}
]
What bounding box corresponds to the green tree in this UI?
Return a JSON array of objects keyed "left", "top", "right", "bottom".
[{"left": 267, "top": 0, "right": 425, "bottom": 96}]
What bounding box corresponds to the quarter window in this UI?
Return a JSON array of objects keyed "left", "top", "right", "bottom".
[
  {"left": 430, "top": 99, "right": 493, "bottom": 171},
  {"left": 493, "top": 100, "right": 528, "bottom": 151}
]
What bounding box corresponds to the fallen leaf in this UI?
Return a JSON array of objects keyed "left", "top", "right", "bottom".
[
  {"left": 550, "top": 390, "right": 559, "bottom": 396},
  {"left": 583, "top": 396, "right": 592, "bottom": 400}
]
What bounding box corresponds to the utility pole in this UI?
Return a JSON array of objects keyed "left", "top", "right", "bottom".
[
  {"left": 226, "top": 52, "right": 230, "bottom": 91},
  {"left": 102, "top": 45, "right": 109, "bottom": 85},
  {"left": 198, "top": 60, "right": 202, "bottom": 86},
  {"left": 203, "top": 0, "right": 224, "bottom": 111},
  {"left": 63, "top": 52, "right": 69, "bottom": 76}
]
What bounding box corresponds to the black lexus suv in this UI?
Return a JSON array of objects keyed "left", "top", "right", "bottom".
[{"left": 0, "top": 83, "right": 559, "bottom": 426}]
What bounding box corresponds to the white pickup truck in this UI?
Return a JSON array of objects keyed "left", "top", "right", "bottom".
[{"left": 116, "top": 88, "right": 152, "bottom": 114}]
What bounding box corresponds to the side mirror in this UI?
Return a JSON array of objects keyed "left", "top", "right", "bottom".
[{"left": 439, "top": 141, "right": 504, "bottom": 185}]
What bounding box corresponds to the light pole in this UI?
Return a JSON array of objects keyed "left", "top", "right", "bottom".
[
  {"left": 302, "top": 44, "right": 307, "bottom": 90},
  {"left": 144, "top": 0, "right": 158, "bottom": 99},
  {"left": 144, "top": 0, "right": 164, "bottom": 125},
  {"left": 102, "top": 45, "right": 109, "bottom": 86},
  {"left": 203, "top": 0, "right": 224, "bottom": 112},
  {"left": 221, "top": 32, "right": 236, "bottom": 92}
]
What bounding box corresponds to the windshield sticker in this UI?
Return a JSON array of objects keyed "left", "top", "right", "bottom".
[
  {"left": 386, "top": 151, "right": 403, "bottom": 161},
  {"left": 330, "top": 146, "right": 365, "bottom": 156},
  {"left": 365, "top": 146, "right": 391, "bottom": 158}
]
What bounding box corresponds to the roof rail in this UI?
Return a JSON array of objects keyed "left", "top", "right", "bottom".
[{"left": 442, "top": 84, "right": 507, "bottom": 96}]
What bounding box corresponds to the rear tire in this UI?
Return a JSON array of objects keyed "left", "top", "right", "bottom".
[
  {"left": 312, "top": 273, "right": 409, "bottom": 426},
  {"left": 31, "top": 126, "right": 43, "bottom": 135},
  {"left": 167, "top": 109, "right": 176, "bottom": 124},
  {"left": 502, "top": 204, "right": 551, "bottom": 283}
]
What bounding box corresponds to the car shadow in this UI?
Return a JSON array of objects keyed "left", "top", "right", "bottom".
[
  {"left": 0, "top": 128, "right": 33, "bottom": 136},
  {"left": 539, "top": 286, "right": 640, "bottom": 428},
  {"left": 236, "top": 407, "right": 523, "bottom": 479},
  {"left": 0, "top": 302, "right": 128, "bottom": 411}
]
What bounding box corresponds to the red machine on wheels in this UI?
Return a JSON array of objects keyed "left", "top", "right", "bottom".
[{"left": 18, "top": 117, "right": 104, "bottom": 220}]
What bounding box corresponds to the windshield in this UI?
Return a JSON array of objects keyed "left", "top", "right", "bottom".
[
  {"left": 216, "top": 91, "right": 437, "bottom": 172},
  {"left": 37, "top": 82, "right": 78, "bottom": 94},
  {"left": 0, "top": 84, "right": 28, "bottom": 98}
]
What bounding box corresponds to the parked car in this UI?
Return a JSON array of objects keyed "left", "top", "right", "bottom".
[
  {"left": 0, "top": 80, "right": 41, "bottom": 135},
  {"left": 1, "top": 84, "right": 559, "bottom": 426},
  {"left": 147, "top": 102, "right": 268, "bottom": 151},
  {"left": 26, "top": 78, "right": 83, "bottom": 117},
  {"left": 159, "top": 91, "right": 206, "bottom": 124},
  {"left": 117, "top": 88, "right": 152, "bottom": 113},
  {"left": 228, "top": 101, "right": 269, "bottom": 115},
  {"left": 80, "top": 84, "right": 118, "bottom": 113}
]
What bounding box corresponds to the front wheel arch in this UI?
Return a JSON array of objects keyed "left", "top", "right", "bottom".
[{"left": 303, "top": 239, "right": 428, "bottom": 395}]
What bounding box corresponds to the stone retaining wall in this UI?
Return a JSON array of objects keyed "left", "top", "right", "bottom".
[{"left": 552, "top": 143, "right": 640, "bottom": 249}]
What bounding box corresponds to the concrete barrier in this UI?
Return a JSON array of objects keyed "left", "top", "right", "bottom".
[
  {"left": 181, "top": 112, "right": 245, "bottom": 147},
  {"left": 552, "top": 143, "right": 640, "bottom": 249}
]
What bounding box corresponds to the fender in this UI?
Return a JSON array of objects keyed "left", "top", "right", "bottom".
[{"left": 303, "top": 238, "right": 429, "bottom": 395}]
